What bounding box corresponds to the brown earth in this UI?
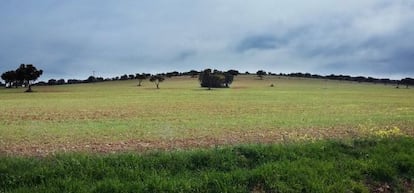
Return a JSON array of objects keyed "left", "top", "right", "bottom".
[{"left": 3, "top": 126, "right": 406, "bottom": 157}]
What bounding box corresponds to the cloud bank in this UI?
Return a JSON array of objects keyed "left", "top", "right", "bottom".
[{"left": 0, "top": 0, "right": 413, "bottom": 80}]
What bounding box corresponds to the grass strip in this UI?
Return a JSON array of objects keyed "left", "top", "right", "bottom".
[{"left": 1, "top": 137, "right": 414, "bottom": 193}]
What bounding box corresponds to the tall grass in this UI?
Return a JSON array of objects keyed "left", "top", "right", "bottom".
[{"left": 1, "top": 137, "right": 414, "bottom": 193}]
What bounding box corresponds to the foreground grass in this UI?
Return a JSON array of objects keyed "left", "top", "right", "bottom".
[{"left": 1, "top": 137, "right": 414, "bottom": 193}]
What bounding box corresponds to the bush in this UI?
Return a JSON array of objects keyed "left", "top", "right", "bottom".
[{"left": 199, "top": 69, "right": 234, "bottom": 89}]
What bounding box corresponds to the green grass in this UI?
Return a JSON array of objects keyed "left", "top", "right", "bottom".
[
  {"left": 1, "top": 76, "right": 413, "bottom": 192},
  {"left": 0, "top": 76, "right": 414, "bottom": 154},
  {"left": 1, "top": 137, "right": 414, "bottom": 193}
]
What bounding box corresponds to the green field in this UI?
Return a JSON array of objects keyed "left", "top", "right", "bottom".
[
  {"left": 1, "top": 75, "right": 413, "bottom": 155},
  {"left": 1, "top": 75, "right": 414, "bottom": 192}
]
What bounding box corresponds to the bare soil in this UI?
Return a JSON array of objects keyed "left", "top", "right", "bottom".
[{"left": 3, "top": 127, "right": 412, "bottom": 157}]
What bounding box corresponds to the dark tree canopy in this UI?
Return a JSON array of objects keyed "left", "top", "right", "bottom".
[
  {"left": 224, "top": 72, "right": 234, "bottom": 87},
  {"left": 227, "top": 69, "right": 240, "bottom": 76},
  {"left": 149, "top": 75, "right": 165, "bottom": 89},
  {"left": 48, "top": 79, "right": 57, "bottom": 85},
  {"left": 87, "top": 76, "right": 97, "bottom": 83},
  {"left": 165, "top": 71, "right": 180, "bottom": 78},
  {"left": 1, "top": 70, "right": 17, "bottom": 88},
  {"left": 47, "top": 78, "right": 66, "bottom": 85},
  {"left": 57, "top": 79, "right": 65, "bottom": 85},
  {"left": 8, "top": 64, "right": 43, "bottom": 92},
  {"left": 188, "top": 70, "right": 200, "bottom": 78},
  {"left": 136, "top": 73, "right": 147, "bottom": 86},
  {"left": 199, "top": 69, "right": 234, "bottom": 89},
  {"left": 256, "top": 70, "right": 267, "bottom": 80},
  {"left": 120, "top": 74, "right": 129, "bottom": 80},
  {"left": 400, "top": 78, "right": 414, "bottom": 88}
]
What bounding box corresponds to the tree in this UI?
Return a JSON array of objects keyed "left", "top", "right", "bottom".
[
  {"left": 199, "top": 69, "right": 213, "bottom": 90},
  {"left": 166, "top": 71, "right": 180, "bottom": 78},
  {"left": 224, "top": 72, "right": 234, "bottom": 88},
  {"left": 120, "top": 74, "right": 129, "bottom": 80},
  {"left": 68, "top": 79, "right": 82, "bottom": 84},
  {"left": 227, "top": 69, "right": 240, "bottom": 76},
  {"left": 136, "top": 73, "right": 147, "bottom": 86},
  {"left": 57, "top": 79, "right": 65, "bottom": 85},
  {"left": 199, "top": 69, "right": 234, "bottom": 89},
  {"left": 86, "top": 76, "right": 96, "bottom": 83},
  {"left": 256, "top": 70, "right": 266, "bottom": 80},
  {"left": 380, "top": 78, "right": 390, "bottom": 85},
  {"left": 15, "top": 64, "right": 43, "bottom": 92},
  {"left": 1, "top": 70, "right": 17, "bottom": 88},
  {"left": 188, "top": 70, "right": 199, "bottom": 78},
  {"left": 149, "top": 75, "right": 165, "bottom": 89},
  {"left": 48, "top": 79, "right": 57, "bottom": 85},
  {"left": 401, "top": 78, "right": 414, "bottom": 88}
]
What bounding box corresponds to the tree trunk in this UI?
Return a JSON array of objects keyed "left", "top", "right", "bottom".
[{"left": 25, "top": 83, "right": 33, "bottom": 92}]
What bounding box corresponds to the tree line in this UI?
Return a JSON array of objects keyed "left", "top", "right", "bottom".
[
  {"left": 2, "top": 64, "right": 414, "bottom": 92},
  {"left": 37, "top": 70, "right": 414, "bottom": 88},
  {"left": 276, "top": 72, "right": 414, "bottom": 88}
]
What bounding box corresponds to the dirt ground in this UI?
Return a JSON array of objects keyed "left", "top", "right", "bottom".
[{"left": 2, "top": 127, "right": 413, "bottom": 157}]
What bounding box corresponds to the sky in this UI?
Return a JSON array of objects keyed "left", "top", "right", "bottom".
[{"left": 1, "top": 0, "right": 413, "bottom": 81}]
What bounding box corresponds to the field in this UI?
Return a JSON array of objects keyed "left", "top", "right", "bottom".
[
  {"left": 1, "top": 75, "right": 413, "bottom": 156},
  {"left": 1, "top": 75, "right": 414, "bottom": 192}
]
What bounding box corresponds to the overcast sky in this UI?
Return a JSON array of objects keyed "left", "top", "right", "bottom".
[{"left": 1, "top": 0, "right": 413, "bottom": 80}]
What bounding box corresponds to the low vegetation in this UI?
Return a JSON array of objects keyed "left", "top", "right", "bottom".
[
  {"left": 1, "top": 137, "right": 414, "bottom": 193},
  {"left": 1, "top": 75, "right": 414, "bottom": 156},
  {"left": 1, "top": 74, "right": 413, "bottom": 192}
]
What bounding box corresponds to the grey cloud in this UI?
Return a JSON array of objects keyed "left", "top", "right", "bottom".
[
  {"left": 380, "top": 50, "right": 414, "bottom": 73},
  {"left": 1, "top": 0, "right": 414, "bottom": 80},
  {"left": 236, "top": 35, "right": 286, "bottom": 52},
  {"left": 174, "top": 50, "right": 197, "bottom": 61}
]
